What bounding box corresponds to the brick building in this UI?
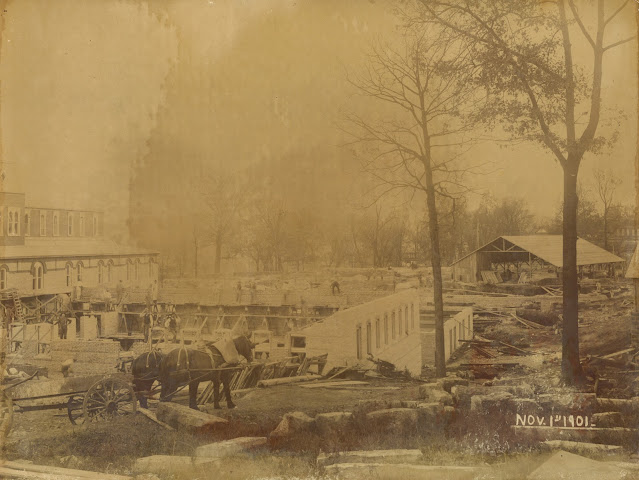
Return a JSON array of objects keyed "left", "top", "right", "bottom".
[{"left": 0, "top": 191, "right": 159, "bottom": 312}]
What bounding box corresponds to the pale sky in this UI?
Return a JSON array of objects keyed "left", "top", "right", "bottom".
[{"left": 0, "top": 0, "right": 636, "bottom": 237}]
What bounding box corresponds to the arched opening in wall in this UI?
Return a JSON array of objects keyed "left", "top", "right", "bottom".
[
  {"left": 97, "top": 261, "right": 105, "bottom": 284},
  {"left": 366, "top": 321, "right": 372, "bottom": 355},
  {"left": 411, "top": 304, "right": 415, "bottom": 330},
  {"left": 0, "top": 267, "right": 8, "bottom": 290},
  {"left": 398, "top": 309, "right": 403, "bottom": 336},
  {"left": 391, "top": 312, "right": 396, "bottom": 340},
  {"left": 79, "top": 216, "right": 85, "bottom": 237},
  {"left": 24, "top": 212, "right": 30, "bottom": 236},
  {"left": 65, "top": 262, "right": 73, "bottom": 287},
  {"left": 375, "top": 317, "right": 381, "bottom": 349},
  {"left": 32, "top": 262, "right": 45, "bottom": 291},
  {"left": 405, "top": 306, "right": 409, "bottom": 334},
  {"left": 384, "top": 314, "right": 389, "bottom": 345},
  {"left": 40, "top": 213, "right": 46, "bottom": 236},
  {"left": 356, "top": 325, "right": 362, "bottom": 360},
  {"left": 53, "top": 213, "right": 59, "bottom": 236}
]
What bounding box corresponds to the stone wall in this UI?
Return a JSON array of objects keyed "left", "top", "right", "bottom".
[
  {"left": 299, "top": 289, "right": 421, "bottom": 376},
  {"left": 20, "top": 339, "right": 121, "bottom": 377}
]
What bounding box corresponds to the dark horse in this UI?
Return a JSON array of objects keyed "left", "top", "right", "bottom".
[
  {"left": 159, "top": 335, "right": 253, "bottom": 410},
  {"left": 131, "top": 350, "right": 166, "bottom": 409}
]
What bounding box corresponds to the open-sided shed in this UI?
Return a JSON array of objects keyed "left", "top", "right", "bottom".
[{"left": 451, "top": 235, "right": 625, "bottom": 283}]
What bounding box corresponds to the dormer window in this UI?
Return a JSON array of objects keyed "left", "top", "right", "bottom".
[{"left": 7, "top": 208, "right": 19, "bottom": 236}]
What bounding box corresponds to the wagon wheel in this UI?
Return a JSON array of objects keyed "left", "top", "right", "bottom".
[
  {"left": 0, "top": 389, "right": 13, "bottom": 444},
  {"left": 67, "top": 395, "right": 85, "bottom": 425},
  {"left": 82, "top": 377, "right": 136, "bottom": 423}
]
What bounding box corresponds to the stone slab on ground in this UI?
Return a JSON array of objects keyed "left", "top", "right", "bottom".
[
  {"left": 544, "top": 440, "right": 623, "bottom": 454},
  {"left": 269, "top": 411, "right": 315, "bottom": 440},
  {"left": 513, "top": 426, "right": 637, "bottom": 446},
  {"left": 418, "top": 383, "right": 454, "bottom": 405},
  {"left": 317, "top": 449, "right": 423, "bottom": 467},
  {"left": 315, "top": 412, "right": 353, "bottom": 433},
  {"left": 195, "top": 437, "right": 267, "bottom": 458},
  {"left": 528, "top": 450, "right": 632, "bottom": 480},
  {"left": 324, "top": 463, "right": 484, "bottom": 480},
  {"left": 133, "top": 455, "right": 218, "bottom": 476},
  {"left": 155, "top": 402, "right": 228, "bottom": 434}
]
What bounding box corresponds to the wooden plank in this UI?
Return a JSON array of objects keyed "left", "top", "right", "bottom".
[
  {"left": 300, "top": 381, "right": 370, "bottom": 389},
  {"left": 256, "top": 374, "right": 323, "bottom": 388},
  {"left": 1, "top": 462, "right": 132, "bottom": 480}
]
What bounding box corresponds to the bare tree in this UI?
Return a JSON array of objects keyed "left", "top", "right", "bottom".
[
  {"left": 419, "top": 0, "right": 633, "bottom": 385},
  {"left": 198, "top": 169, "right": 246, "bottom": 274},
  {"left": 593, "top": 168, "right": 622, "bottom": 250},
  {"left": 343, "top": 18, "right": 484, "bottom": 377}
]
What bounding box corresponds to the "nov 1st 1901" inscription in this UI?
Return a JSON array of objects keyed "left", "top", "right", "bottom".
[{"left": 515, "top": 413, "right": 596, "bottom": 428}]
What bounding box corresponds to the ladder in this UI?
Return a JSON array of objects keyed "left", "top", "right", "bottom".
[{"left": 8, "top": 289, "right": 25, "bottom": 323}]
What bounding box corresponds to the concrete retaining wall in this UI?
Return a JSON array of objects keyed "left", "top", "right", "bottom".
[{"left": 299, "top": 290, "right": 421, "bottom": 375}]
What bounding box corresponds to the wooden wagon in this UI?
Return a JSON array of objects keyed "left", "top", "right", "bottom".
[{"left": 0, "top": 371, "right": 137, "bottom": 436}]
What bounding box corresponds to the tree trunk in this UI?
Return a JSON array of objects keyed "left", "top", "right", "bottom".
[
  {"left": 603, "top": 208, "right": 608, "bottom": 250},
  {"left": 214, "top": 236, "right": 222, "bottom": 274},
  {"left": 561, "top": 164, "right": 584, "bottom": 384},
  {"left": 422, "top": 158, "right": 446, "bottom": 378}
]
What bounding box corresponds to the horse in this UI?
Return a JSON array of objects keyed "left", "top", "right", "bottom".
[
  {"left": 131, "top": 350, "right": 165, "bottom": 409},
  {"left": 158, "top": 335, "right": 254, "bottom": 410}
]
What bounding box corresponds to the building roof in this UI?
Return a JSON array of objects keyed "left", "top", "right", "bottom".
[
  {"left": 451, "top": 235, "right": 624, "bottom": 268},
  {"left": 0, "top": 238, "right": 158, "bottom": 261},
  {"left": 625, "top": 246, "right": 639, "bottom": 278}
]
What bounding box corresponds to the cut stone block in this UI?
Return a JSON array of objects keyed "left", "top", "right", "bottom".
[
  {"left": 195, "top": 437, "right": 267, "bottom": 458},
  {"left": 155, "top": 402, "right": 228, "bottom": 434}
]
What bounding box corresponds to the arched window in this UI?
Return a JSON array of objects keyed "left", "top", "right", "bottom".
[
  {"left": 8, "top": 211, "right": 13, "bottom": 235},
  {"left": 68, "top": 213, "right": 74, "bottom": 236},
  {"left": 24, "top": 212, "right": 30, "bottom": 236},
  {"left": 53, "top": 213, "right": 59, "bottom": 236},
  {"left": 32, "top": 262, "right": 44, "bottom": 290},
  {"left": 76, "top": 262, "right": 83, "bottom": 283},
  {"left": 107, "top": 261, "right": 113, "bottom": 283},
  {"left": 65, "top": 263, "right": 73, "bottom": 287},
  {"left": 375, "top": 317, "right": 381, "bottom": 349},
  {"left": 97, "top": 261, "right": 104, "bottom": 284},
  {"left": 0, "top": 267, "right": 8, "bottom": 290},
  {"left": 0, "top": 212, "right": 3, "bottom": 236},
  {"left": 39, "top": 213, "right": 46, "bottom": 236},
  {"left": 79, "top": 216, "right": 85, "bottom": 236},
  {"left": 398, "top": 308, "right": 403, "bottom": 336},
  {"left": 366, "top": 321, "right": 372, "bottom": 355},
  {"left": 93, "top": 216, "right": 98, "bottom": 236}
]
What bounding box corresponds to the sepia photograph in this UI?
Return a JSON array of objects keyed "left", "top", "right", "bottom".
[{"left": 0, "top": 0, "right": 637, "bottom": 478}]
